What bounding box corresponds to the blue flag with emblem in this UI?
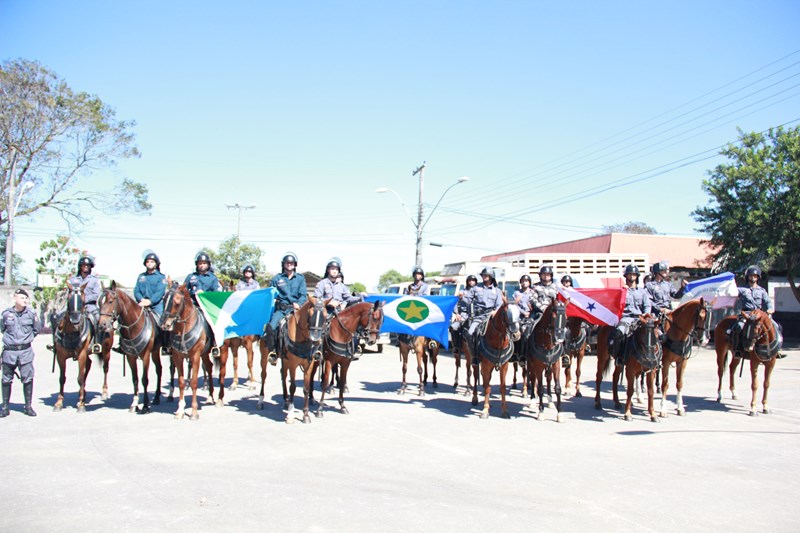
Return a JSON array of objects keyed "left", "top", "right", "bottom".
[{"left": 364, "top": 294, "right": 458, "bottom": 349}]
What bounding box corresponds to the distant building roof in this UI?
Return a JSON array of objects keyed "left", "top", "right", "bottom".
[{"left": 482, "top": 233, "right": 715, "bottom": 269}]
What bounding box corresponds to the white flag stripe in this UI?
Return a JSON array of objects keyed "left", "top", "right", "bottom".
[{"left": 557, "top": 286, "right": 620, "bottom": 326}]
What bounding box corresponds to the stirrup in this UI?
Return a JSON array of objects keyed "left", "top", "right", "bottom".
[
  {"left": 776, "top": 352, "right": 787, "bottom": 360},
  {"left": 561, "top": 355, "right": 571, "bottom": 368},
  {"left": 210, "top": 346, "right": 220, "bottom": 358},
  {"left": 91, "top": 343, "right": 103, "bottom": 354},
  {"left": 268, "top": 352, "right": 278, "bottom": 366}
]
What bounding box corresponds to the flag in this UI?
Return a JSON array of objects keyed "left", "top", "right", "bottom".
[
  {"left": 680, "top": 272, "right": 738, "bottom": 309},
  {"left": 196, "top": 288, "right": 276, "bottom": 341},
  {"left": 556, "top": 286, "right": 626, "bottom": 326},
  {"left": 364, "top": 294, "right": 458, "bottom": 349}
]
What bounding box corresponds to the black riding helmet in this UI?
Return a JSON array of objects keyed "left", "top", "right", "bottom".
[
  {"left": 412, "top": 265, "right": 425, "bottom": 280},
  {"left": 520, "top": 274, "right": 532, "bottom": 284},
  {"left": 77, "top": 256, "right": 94, "bottom": 274},
  {"left": 745, "top": 265, "right": 762, "bottom": 278},
  {"left": 480, "top": 266, "right": 496, "bottom": 283},
  {"left": 652, "top": 261, "right": 668, "bottom": 275},
  {"left": 466, "top": 274, "right": 478, "bottom": 284},
  {"left": 243, "top": 264, "right": 255, "bottom": 276},
  {"left": 624, "top": 264, "right": 640, "bottom": 277},
  {"left": 539, "top": 265, "right": 554, "bottom": 276},
  {"left": 282, "top": 251, "right": 298, "bottom": 269},
  {"left": 326, "top": 257, "right": 342, "bottom": 276},
  {"left": 195, "top": 252, "right": 211, "bottom": 265},
  {"left": 143, "top": 252, "right": 161, "bottom": 271},
  {"left": 561, "top": 274, "right": 573, "bottom": 285}
]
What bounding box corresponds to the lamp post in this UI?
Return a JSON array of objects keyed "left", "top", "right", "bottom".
[
  {"left": 377, "top": 164, "right": 469, "bottom": 268},
  {"left": 4, "top": 170, "right": 33, "bottom": 286},
  {"left": 226, "top": 203, "right": 256, "bottom": 271}
]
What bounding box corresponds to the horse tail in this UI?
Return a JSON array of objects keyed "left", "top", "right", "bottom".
[{"left": 601, "top": 353, "right": 613, "bottom": 378}]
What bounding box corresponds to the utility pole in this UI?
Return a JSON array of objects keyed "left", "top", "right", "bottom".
[
  {"left": 226, "top": 203, "right": 256, "bottom": 271},
  {"left": 412, "top": 161, "right": 426, "bottom": 268},
  {"left": 4, "top": 147, "right": 18, "bottom": 286}
]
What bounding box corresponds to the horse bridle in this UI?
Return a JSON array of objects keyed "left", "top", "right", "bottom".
[
  {"left": 636, "top": 316, "right": 661, "bottom": 358},
  {"left": 98, "top": 290, "right": 145, "bottom": 334},
  {"left": 664, "top": 301, "right": 711, "bottom": 346},
  {"left": 160, "top": 285, "right": 188, "bottom": 329},
  {"left": 67, "top": 287, "right": 85, "bottom": 325}
]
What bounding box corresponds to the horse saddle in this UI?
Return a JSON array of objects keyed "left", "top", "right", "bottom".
[
  {"left": 279, "top": 315, "right": 319, "bottom": 360},
  {"left": 118, "top": 311, "right": 156, "bottom": 357},
  {"left": 54, "top": 312, "right": 93, "bottom": 355},
  {"left": 170, "top": 308, "right": 212, "bottom": 356}
]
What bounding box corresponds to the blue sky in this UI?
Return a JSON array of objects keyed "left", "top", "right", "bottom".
[{"left": 3, "top": 1, "right": 800, "bottom": 289}]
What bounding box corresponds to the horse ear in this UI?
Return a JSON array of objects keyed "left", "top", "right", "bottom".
[
  {"left": 166, "top": 275, "right": 173, "bottom": 285},
  {"left": 324, "top": 297, "right": 333, "bottom": 307},
  {"left": 110, "top": 280, "right": 117, "bottom": 291},
  {"left": 80, "top": 281, "right": 89, "bottom": 292},
  {"left": 373, "top": 299, "right": 383, "bottom": 310}
]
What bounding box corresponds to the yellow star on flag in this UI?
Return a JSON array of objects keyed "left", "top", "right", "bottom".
[{"left": 397, "top": 300, "right": 428, "bottom": 322}]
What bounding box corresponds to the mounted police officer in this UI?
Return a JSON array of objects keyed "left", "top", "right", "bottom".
[
  {"left": 560, "top": 275, "right": 574, "bottom": 288},
  {"left": 406, "top": 266, "right": 431, "bottom": 296},
  {"left": 265, "top": 252, "right": 308, "bottom": 365},
  {"left": 609, "top": 264, "right": 653, "bottom": 367},
  {"left": 1, "top": 289, "right": 42, "bottom": 417},
  {"left": 727, "top": 265, "right": 780, "bottom": 358},
  {"left": 531, "top": 265, "right": 558, "bottom": 326},
  {"left": 461, "top": 267, "right": 505, "bottom": 364},
  {"left": 236, "top": 265, "right": 260, "bottom": 291},
  {"left": 451, "top": 274, "right": 478, "bottom": 347},
  {"left": 134, "top": 251, "right": 167, "bottom": 317},
  {"left": 645, "top": 261, "right": 688, "bottom": 317},
  {"left": 513, "top": 274, "right": 535, "bottom": 360},
  {"left": 68, "top": 255, "right": 103, "bottom": 354},
  {"left": 183, "top": 251, "right": 222, "bottom": 356},
  {"left": 314, "top": 257, "right": 362, "bottom": 313}
]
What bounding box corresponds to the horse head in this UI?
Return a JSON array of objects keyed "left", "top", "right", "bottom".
[
  {"left": 66, "top": 281, "right": 87, "bottom": 326},
  {"left": 693, "top": 298, "right": 712, "bottom": 347},
  {"left": 534, "top": 299, "right": 568, "bottom": 348},
  {"left": 740, "top": 309, "right": 773, "bottom": 353},
  {"left": 97, "top": 282, "right": 119, "bottom": 334},
  {"left": 307, "top": 296, "right": 327, "bottom": 343},
  {"left": 363, "top": 300, "right": 385, "bottom": 345},
  {"left": 505, "top": 303, "right": 522, "bottom": 342},
  {"left": 635, "top": 314, "right": 661, "bottom": 359},
  {"left": 159, "top": 281, "right": 186, "bottom": 332}
]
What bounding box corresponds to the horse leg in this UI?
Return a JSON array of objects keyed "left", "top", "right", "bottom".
[
  {"left": 54, "top": 355, "right": 67, "bottom": 412},
  {"left": 546, "top": 367, "right": 555, "bottom": 408},
  {"left": 76, "top": 352, "right": 89, "bottom": 412},
  {"left": 575, "top": 350, "right": 584, "bottom": 398},
  {"left": 729, "top": 356, "right": 739, "bottom": 401},
  {"left": 101, "top": 351, "right": 110, "bottom": 401},
  {"left": 554, "top": 362, "right": 564, "bottom": 423},
  {"left": 647, "top": 369, "right": 659, "bottom": 422},
  {"left": 228, "top": 343, "right": 238, "bottom": 391},
  {"left": 761, "top": 358, "right": 775, "bottom": 414},
  {"left": 536, "top": 366, "right": 545, "bottom": 420},
  {"left": 283, "top": 363, "right": 291, "bottom": 410},
  {"left": 624, "top": 365, "right": 635, "bottom": 421},
  {"left": 470, "top": 355, "right": 480, "bottom": 406},
  {"left": 257, "top": 347, "right": 268, "bottom": 410},
  {"left": 612, "top": 364, "right": 623, "bottom": 411},
  {"left": 301, "top": 362, "right": 314, "bottom": 424},
  {"left": 417, "top": 347, "right": 426, "bottom": 397},
  {"left": 748, "top": 359, "right": 760, "bottom": 417},
  {"left": 167, "top": 359, "right": 176, "bottom": 402},
  {"left": 453, "top": 347, "right": 461, "bottom": 390},
  {"left": 398, "top": 345, "right": 409, "bottom": 395},
  {"left": 660, "top": 356, "right": 670, "bottom": 417},
  {"left": 127, "top": 354, "right": 140, "bottom": 413},
  {"left": 564, "top": 356, "right": 573, "bottom": 395},
  {"left": 285, "top": 364, "right": 297, "bottom": 424},
  {"left": 189, "top": 355, "right": 201, "bottom": 420},
  {"left": 216, "top": 351, "right": 227, "bottom": 407},
  {"left": 247, "top": 338, "right": 256, "bottom": 389},
  {"left": 512, "top": 361, "right": 519, "bottom": 391},
  {"left": 499, "top": 362, "right": 510, "bottom": 419},
  {"left": 316, "top": 360, "right": 330, "bottom": 418},
  {"left": 675, "top": 358, "right": 686, "bottom": 416},
  {"left": 634, "top": 371, "right": 643, "bottom": 405},
  {"left": 480, "top": 361, "right": 492, "bottom": 419},
  {"left": 139, "top": 352, "right": 152, "bottom": 414},
  {"left": 339, "top": 361, "right": 350, "bottom": 414},
  {"left": 431, "top": 348, "right": 438, "bottom": 389},
  {"left": 594, "top": 352, "right": 606, "bottom": 410},
  {"left": 174, "top": 355, "right": 186, "bottom": 419}
]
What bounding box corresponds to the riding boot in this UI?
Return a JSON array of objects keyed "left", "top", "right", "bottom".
[
  {"left": 730, "top": 327, "right": 742, "bottom": 358},
  {"left": 265, "top": 327, "right": 278, "bottom": 366},
  {"left": 161, "top": 331, "right": 171, "bottom": 356},
  {"left": 22, "top": 381, "right": 36, "bottom": 417},
  {"left": 0, "top": 382, "right": 10, "bottom": 418},
  {"left": 609, "top": 330, "right": 624, "bottom": 367}
]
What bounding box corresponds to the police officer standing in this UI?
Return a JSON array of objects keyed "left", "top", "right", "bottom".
[
  {"left": 265, "top": 253, "right": 307, "bottom": 365},
  {"left": 68, "top": 256, "right": 103, "bottom": 354},
  {"left": 610, "top": 265, "right": 653, "bottom": 367},
  {"left": 406, "top": 266, "right": 431, "bottom": 296},
  {"left": 183, "top": 252, "right": 222, "bottom": 356},
  {"left": 645, "top": 261, "right": 688, "bottom": 316},
  {"left": 1, "top": 289, "right": 42, "bottom": 417}
]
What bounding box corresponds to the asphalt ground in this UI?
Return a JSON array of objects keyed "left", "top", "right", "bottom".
[{"left": 2, "top": 336, "right": 799, "bottom": 532}]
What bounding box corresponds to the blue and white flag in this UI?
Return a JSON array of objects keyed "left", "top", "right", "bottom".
[
  {"left": 197, "top": 288, "right": 276, "bottom": 341},
  {"left": 364, "top": 294, "right": 458, "bottom": 349},
  {"left": 680, "top": 272, "right": 738, "bottom": 310}
]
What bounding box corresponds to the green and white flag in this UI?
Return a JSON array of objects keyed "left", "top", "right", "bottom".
[{"left": 196, "top": 288, "right": 276, "bottom": 341}]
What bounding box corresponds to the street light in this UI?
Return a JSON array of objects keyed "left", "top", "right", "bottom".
[
  {"left": 377, "top": 165, "right": 469, "bottom": 268},
  {"left": 4, "top": 180, "right": 34, "bottom": 285}
]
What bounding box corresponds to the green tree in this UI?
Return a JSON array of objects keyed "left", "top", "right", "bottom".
[
  {"left": 0, "top": 59, "right": 151, "bottom": 231},
  {"left": 0, "top": 233, "right": 27, "bottom": 284},
  {"left": 34, "top": 234, "right": 82, "bottom": 307},
  {"left": 693, "top": 126, "right": 800, "bottom": 303},
  {"left": 600, "top": 221, "right": 658, "bottom": 235},
  {"left": 350, "top": 281, "right": 366, "bottom": 293},
  {"left": 207, "top": 236, "right": 267, "bottom": 287},
  {"left": 377, "top": 269, "right": 411, "bottom": 292}
]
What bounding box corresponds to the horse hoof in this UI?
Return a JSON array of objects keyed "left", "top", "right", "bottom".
[
  {"left": 419, "top": 390, "right": 425, "bottom": 397},
  {"left": 190, "top": 413, "right": 199, "bottom": 421},
  {"left": 302, "top": 415, "right": 311, "bottom": 424},
  {"left": 501, "top": 412, "right": 510, "bottom": 419},
  {"left": 731, "top": 393, "right": 738, "bottom": 401},
  {"left": 677, "top": 409, "right": 686, "bottom": 417},
  {"left": 137, "top": 406, "right": 151, "bottom": 415},
  {"left": 749, "top": 410, "right": 758, "bottom": 417},
  {"left": 575, "top": 390, "right": 582, "bottom": 398},
  {"left": 548, "top": 402, "right": 555, "bottom": 409},
  {"left": 315, "top": 410, "right": 323, "bottom": 418},
  {"left": 433, "top": 382, "right": 438, "bottom": 389},
  {"left": 594, "top": 403, "right": 601, "bottom": 410},
  {"left": 659, "top": 411, "right": 668, "bottom": 418},
  {"left": 341, "top": 406, "right": 349, "bottom": 415},
  {"left": 215, "top": 400, "right": 223, "bottom": 408},
  {"left": 230, "top": 382, "right": 237, "bottom": 391},
  {"left": 285, "top": 416, "right": 295, "bottom": 424},
  {"left": 77, "top": 405, "right": 86, "bottom": 413},
  {"left": 716, "top": 394, "right": 722, "bottom": 403},
  {"left": 536, "top": 412, "right": 543, "bottom": 421},
  {"left": 479, "top": 411, "right": 489, "bottom": 419},
  {"left": 471, "top": 398, "right": 479, "bottom": 406},
  {"left": 129, "top": 406, "right": 136, "bottom": 413},
  {"left": 763, "top": 407, "right": 772, "bottom": 414},
  {"left": 557, "top": 413, "right": 565, "bottom": 423},
  {"left": 614, "top": 402, "right": 622, "bottom": 411},
  {"left": 101, "top": 392, "right": 109, "bottom": 401},
  {"left": 651, "top": 415, "right": 660, "bottom": 423},
  {"left": 256, "top": 402, "right": 264, "bottom": 411},
  {"left": 53, "top": 405, "right": 63, "bottom": 412},
  {"left": 624, "top": 413, "right": 633, "bottom": 421},
  {"left": 174, "top": 412, "right": 184, "bottom": 419},
  {"left": 152, "top": 396, "right": 161, "bottom": 406},
  {"left": 249, "top": 383, "right": 256, "bottom": 391},
  {"left": 167, "top": 396, "right": 174, "bottom": 403}
]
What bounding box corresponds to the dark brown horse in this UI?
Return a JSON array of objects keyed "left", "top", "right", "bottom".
[
  {"left": 620, "top": 314, "right": 662, "bottom": 421},
  {"left": 53, "top": 282, "right": 114, "bottom": 412},
  {"left": 464, "top": 302, "right": 522, "bottom": 419},
  {"left": 450, "top": 319, "right": 474, "bottom": 394},
  {"left": 220, "top": 335, "right": 257, "bottom": 391},
  {"left": 526, "top": 300, "right": 568, "bottom": 422},
  {"left": 563, "top": 317, "right": 590, "bottom": 398},
  {"left": 658, "top": 298, "right": 711, "bottom": 417},
  {"left": 715, "top": 309, "right": 783, "bottom": 416},
  {"left": 398, "top": 335, "right": 439, "bottom": 396},
  {"left": 97, "top": 283, "right": 164, "bottom": 413},
  {"left": 274, "top": 297, "right": 327, "bottom": 423},
  {"left": 317, "top": 301, "right": 384, "bottom": 418},
  {"left": 159, "top": 281, "right": 215, "bottom": 420}
]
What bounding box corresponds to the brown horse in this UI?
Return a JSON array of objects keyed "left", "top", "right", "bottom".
[
  {"left": 526, "top": 300, "right": 568, "bottom": 422},
  {"left": 52, "top": 282, "right": 114, "bottom": 412},
  {"left": 159, "top": 281, "right": 215, "bottom": 420},
  {"left": 563, "top": 317, "right": 589, "bottom": 398},
  {"left": 658, "top": 298, "right": 711, "bottom": 417},
  {"left": 398, "top": 335, "right": 439, "bottom": 396},
  {"left": 220, "top": 335, "right": 257, "bottom": 390},
  {"left": 317, "top": 301, "right": 384, "bottom": 418},
  {"left": 465, "top": 302, "right": 522, "bottom": 419},
  {"left": 619, "top": 315, "right": 662, "bottom": 421},
  {"left": 274, "top": 297, "right": 327, "bottom": 423},
  {"left": 97, "top": 283, "right": 164, "bottom": 413},
  {"left": 715, "top": 309, "right": 783, "bottom": 416},
  {"left": 450, "top": 319, "right": 474, "bottom": 394},
  {"left": 594, "top": 325, "right": 622, "bottom": 411}
]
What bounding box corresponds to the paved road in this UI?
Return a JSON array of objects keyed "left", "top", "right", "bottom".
[{"left": 2, "top": 336, "right": 799, "bottom": 532}]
